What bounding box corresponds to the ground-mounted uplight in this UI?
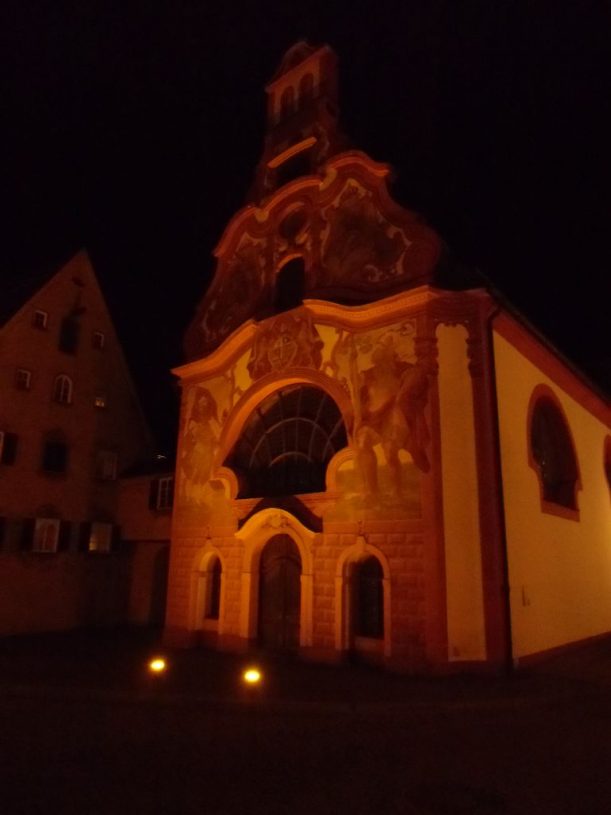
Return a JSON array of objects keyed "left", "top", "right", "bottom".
[
  {"left": 148, "top": 657, "right": 167, "bottom": 674},
  {"left": 242, "top": 667, "right": 262, "bottom": 685}
]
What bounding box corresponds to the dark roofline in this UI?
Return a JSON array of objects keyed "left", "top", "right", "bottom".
[{"left": 470, "top": 267, "right": 610, "bottom": 406}]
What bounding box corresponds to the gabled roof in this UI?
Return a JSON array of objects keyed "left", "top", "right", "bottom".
[{"left": 1, "top": 262, "right": 59, "bottom": 328}]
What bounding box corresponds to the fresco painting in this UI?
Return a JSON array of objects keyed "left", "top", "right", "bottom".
[{"left": 178, "top": 313, "right": 426, "bottom": 520}]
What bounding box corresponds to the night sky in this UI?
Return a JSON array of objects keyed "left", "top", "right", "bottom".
[{"left": 3, "top": 1, "right": 610, "bottom": 451}]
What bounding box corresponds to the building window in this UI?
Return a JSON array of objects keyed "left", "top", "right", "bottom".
[
  {"left": 88, "top": 521, "right": 113, "bottom": 553},
  {"left": 353, "top": 556, "right": 384, "bottom": 639},
  {"left": 0, "top": 431, "right": 19, "bottom": 465},
  {"left": 92, "top": 331, "right": 105, "bottom": 350},
  {"left": 95, "top": 450, "right": 117, "bottom": 481},
  {"left": 32, "top": 518, "right": 60, "bottom": 553},
  {"left": 205, "top": 558, "right": 222, "bottom": 620},
  {"left": 58, "top": 316, "right": 80, "bottom": 354},
  {"left": 274, "top": 257, "right": 305, "bottom": 313},
  {"left": 529, "top": 388, "right": 580, "bottom": 511},
  {"left": 52, "top": 374, "right": 73, "bottom": 405},
  {"left": 149, "top": 476, "right": 174, "bottom": 510},
  {"left": 42, "top": 441, "right": 68, "bottom": 473},
  {"left": 225, "top": 385, "right": 348, "bottom": 498},
  {"left": 32, "top": 310, "right": 48, "bottom": 330},
  {"left": 15, "top": 368, "right": 32, "bottom": 390},
  {"left": 94, "top": 393, "right": 107, "bottom": 409}
]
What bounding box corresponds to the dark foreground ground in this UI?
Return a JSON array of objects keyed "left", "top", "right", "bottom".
[{"left": 1, "top": 629, "right": 611, "bottom": 814}]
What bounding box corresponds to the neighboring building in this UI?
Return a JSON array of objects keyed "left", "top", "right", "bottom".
[
  {"left": 0, "top": 250, "right": 152, "bottom": 635},
  {"left": 163, "top": 42, "right": 611, "bottom": 673},
  {"left": 118, "top": 458, "right": 174, "bottom": 626}
]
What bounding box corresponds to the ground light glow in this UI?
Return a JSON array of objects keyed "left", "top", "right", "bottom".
[
  {"left": 242, "top": 667, "right": 262, "bottom": 685},
  {"left": 148, "top": 657, "right": 167, "bottom": 674}
]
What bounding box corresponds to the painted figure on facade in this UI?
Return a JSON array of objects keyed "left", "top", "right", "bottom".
[
  {"left": 180, "top": 386, "right": 220, "bottom": 505},
  {"left": 322, "top": 185, "right": 405, "bottom": 287},
  {"left": 353, "top": 335, "right": 430, "bottom": 499}
]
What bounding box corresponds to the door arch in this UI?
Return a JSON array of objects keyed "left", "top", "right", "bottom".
[
  {"left": 336, "top": 542, "right": 391, "bottom": 658},
  {"left": 258, "top": 534, "right": 302, "bottom": 651}
]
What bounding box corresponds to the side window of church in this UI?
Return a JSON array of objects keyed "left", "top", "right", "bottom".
[
  {"left": 0, "top": 432, "right": 19, "bottom": 465},
  {"left": 530, "top": 394, "right": 579, "bottom": 510},
  {"left": 58, "top": 316, "right": 80, "bottom": 354}
]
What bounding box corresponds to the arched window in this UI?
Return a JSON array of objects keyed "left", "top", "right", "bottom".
[
  {"left": 353, "top": 556, "right": 384, "bottom": 639},
  {"left": 299, "top": 73, "right": 314, "bottom": 105},
  {"left": 52, "top": 375, "right": 73, "bottom": 405},
  {"left": 280, "top": 86, "right": 295, "bottom": 119},
  {"left": 225, "top": 385, "right": 348, "bottom": 498},
  {"left": 274, "top": 257, "right": 305, "bottom": 313},
  {"left": 529, "top": 389, "right": 579, "bottom": 510},
  {"left": 205, "top": 558, "right": 222, "bottom": 621}
]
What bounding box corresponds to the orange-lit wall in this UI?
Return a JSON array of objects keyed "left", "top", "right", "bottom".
[
  {"left": 0, "top": 251, "right": 151, "bottom": 635},
  {"left": 437, "top": 324, "right": 487, "bottom": 661},
  {"left": 117, "top": 475, "right": 172, "bottom": 625},
  {"left": 493, "top": 320, "right": 611, "bottom": 660}
]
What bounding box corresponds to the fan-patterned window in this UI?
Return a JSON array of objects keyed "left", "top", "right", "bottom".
[
  {"left": 529, "top": 390, "right": 579, "bottom": 510},
  {"left": 225, "top": 385, "right": 347, "bottom": 498}
]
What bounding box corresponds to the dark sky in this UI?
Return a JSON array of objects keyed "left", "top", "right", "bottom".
[{"left": 3, "top": 1, "right": 610, "bottom": 450}]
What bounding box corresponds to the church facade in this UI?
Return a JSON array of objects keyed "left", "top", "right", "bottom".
[{"left": 164, "top": 43, "right": 611, "bottom": 672}]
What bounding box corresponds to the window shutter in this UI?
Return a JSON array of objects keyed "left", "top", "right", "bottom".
[
  {"left": 111, "top": 525, "right": 122, "bottom": 552},
  {"left": 58, "top": 521, "right": 71, "bottom": 552},
  {"left": 149, "top": 479, "right": 160, "bottom": 510},
  {"left": 78, "top": 522, "right": 92, "bottom": 552},
  {"left": 2, "top": 433, "right": 18, "bottom": 465},
  {"left": 20, "top": 518, "right": 35, "bottom": 551}
]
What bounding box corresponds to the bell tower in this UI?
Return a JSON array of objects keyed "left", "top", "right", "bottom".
[{"left": 251, "top": 41, "right": 349, "bottom": 201}]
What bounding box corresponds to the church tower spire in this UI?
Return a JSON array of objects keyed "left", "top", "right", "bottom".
[{"left": 251, "top": 41, "right": 348, "bottom": 201}]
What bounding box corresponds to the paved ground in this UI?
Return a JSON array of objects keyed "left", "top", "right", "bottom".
[{"left": 1, "top": 629, "right": 611, "bottom": 814}]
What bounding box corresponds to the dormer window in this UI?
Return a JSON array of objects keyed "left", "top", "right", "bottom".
[
  {"left": 15, "top": 369, "right": 32, "bottom": 390},
  {"left": 53, "top": 375, "right": 73, "bottom": 405},
  {"left": 32, "top": 310, "right": 48, "bottom": 330}
]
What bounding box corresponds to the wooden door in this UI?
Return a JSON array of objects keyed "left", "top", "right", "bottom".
[{"left": 258, "top": 535, "right": 301, "bottom": 651}]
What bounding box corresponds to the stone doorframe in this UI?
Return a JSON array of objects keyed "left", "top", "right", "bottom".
[
  {"left": 335, "top": 538, "right": 392, "bottom": 658},
  {"left": 235, "top": 508, "right": 316, "bottom": 647}
]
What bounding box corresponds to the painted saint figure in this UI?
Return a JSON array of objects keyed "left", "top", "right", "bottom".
[
  {"left": 353, "top": 336, "right": 430, "bottom": 498},
  {"left": 180, "top": 386, "right": 220, "bottom": 505}
]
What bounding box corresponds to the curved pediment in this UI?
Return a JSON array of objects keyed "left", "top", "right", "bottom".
[{"left": 185, "top": 151, "right": 442, "bottom": 360}]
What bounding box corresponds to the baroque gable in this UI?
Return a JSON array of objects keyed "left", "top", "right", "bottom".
[{"left": 185, "top": 153, "right": 442, "bottom": 358}]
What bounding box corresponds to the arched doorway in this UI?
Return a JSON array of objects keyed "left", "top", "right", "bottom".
[
  {"left": 258, "top": 534, "right": 302, "bottom": 651},
  {"left": 352, "top": 556, "right": 384, "bottom": 640}
]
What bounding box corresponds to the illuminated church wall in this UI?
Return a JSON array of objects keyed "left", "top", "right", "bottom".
[
  {"left": 493, "top": 315, "right": 611, "bottom": 661},
  {"left": 166, "top": 297, "right": 443, "bottom": 668},
  {"left": 436, "top": 324, "right": 487, "bottom": 662},
  {"left": 163, "top": 42, "right": 610, "bottom": 673}
]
